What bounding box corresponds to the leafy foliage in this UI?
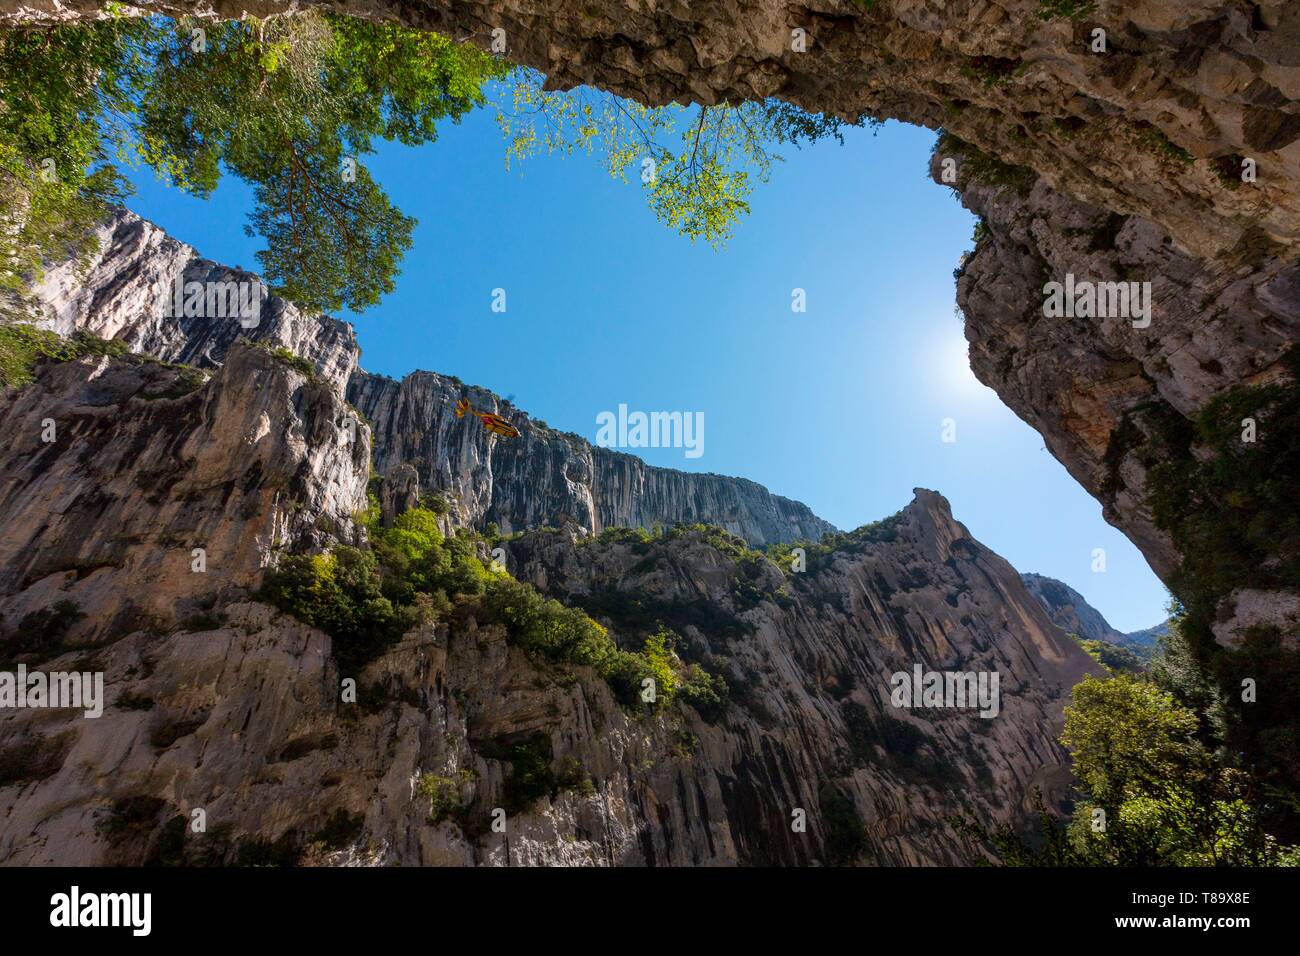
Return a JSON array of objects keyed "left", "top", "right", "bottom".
[
  {"left": 260, "top": 547, "right": 404, "bottom": 673},
  {"left": 1036, "top": 0, "right": 1097, "bottom": 20},
  {"left": 680, "top": 663, "right": 729, "bottom": 723},
  {"left": 261, "top": 503, "right": 725, "bottom": 717},
  {"left": 492, "top": 735, "right": 556, "bottom": 814},
  {"left": 1073, "top": 635, "right": 1147, "bottom": 675},
  {"left": 1130, "top": 349, "right": 1300, "bottom": 836},
  {"left": 0, "top": 13, "right": 506, "bottom": 311},
  {"left": 932, "top": 130, "right": 1036, "bottom": 195},
  {"left": 1135, "top": 122, "right": 1194, "bottom": 166},
  {"left": 496, "top": 70, "right": 875, "bottom": 245},
  {"left": 572, "top": 586, "right": 754, "bottom": 646},
  {"left": 572, "top": 521, "right": 798, "bottom": 640},
  {"left": 250, "top": 339, "right": 318, "bottom": 380},
  {"left": 1145, "top": 348, "right": 1300, "bottom": 624},
  {"left": 818, "top": 783, "right": 868, "bottom": 865},
  {"left": 133, "top": 14, "right": 506, "bottom": 311},
  {"left": 0, "top": 17, "right": 141, "bottom": 291},
  {"left": 765, "top": 513, "right": 903, "bottom": 577},
  {"left": 0, "top": 324, "right": 131, "bottom": 387},
  {"left": 1061, "top": 673, "right": 1296, "bottom": 865},
  {"left": 417, "top": 770, "right": 475, "bottom": 824},
  {"left": 260, "top": 502, "right": 490, "bottom": 671},
  {"left": 5, "top": 15, "right": 874, "bottom": 305},
  {"left": 954, "top": 667, "right": 1299, "bottom": 866}
]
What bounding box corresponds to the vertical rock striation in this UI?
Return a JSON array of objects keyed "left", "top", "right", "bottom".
[
  {"left": 17, "top": 209, "right": 836, "bottom": 546},
  {"left": 0, "top": 214, "right": 1103, "bottom": 867},
  {"left": 5, "top": 0, "right": 1291, "bottom": 862},
  {"left": 15, "top": 209, "right": 360, "bottom": 392},
  {"left": 0, "top": 340, "right": 371, "bottom": 642},
  {"left": 348, "top": 369, "right": 837, "bottom": 545}
]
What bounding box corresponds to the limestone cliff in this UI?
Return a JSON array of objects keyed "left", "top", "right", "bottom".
[
  {"left": 19, "top": 209, "right": 834, "bottom": 546},
  {"left": 0, "top": 334, "right": 1097, "bottom": 863},
  {"left": 0, "top": 341, "right": 370, "bottom": 644},
  {"left": 2, "top": 0, "right": 1294, "bottom": 863},
  {"left": 12, "top": 209, "right": 359, "bottom": 393},
  {"left": 348, "top": 369, "right": 835, "bottom": 546},
  {"left": 941, "top": 144, "right": 1297, "bottom": 644}
]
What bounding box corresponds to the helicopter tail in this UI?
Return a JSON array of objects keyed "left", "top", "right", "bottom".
[{"left": 455, "top": 398, "right": 470, "bottom": 419}]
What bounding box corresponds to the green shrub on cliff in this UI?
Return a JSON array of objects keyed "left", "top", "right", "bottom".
[
  {"left": 932, "top": 130, "right": 1036, "bottom": 195},
  {"left": 766, "top": 512, "right": 902, "bottom": 577},
  {"left": 262, "top": 503, "right": 501, "bottom": 670},
  {"left": 0, "top": 325, "right": 130, "bottom": 387},
  {"left": 250, "top": 340, "right": 317, "bottom": 382},
  {"left": 1073, "top": 635, "right": 1146, "bottom": 675},
  {"left": 418, "top": 770, "right": 474, "bottom": 824},
  {"left": 0, "top": 325, "right": 65, "bottom": 387},
  {"left": 1136, "top": 349, "right": 1300, "bottom": 837},
  {"left": 262, "top": 506, "right": 727, "bottom": 717},
  {"left": 819, "top": 783, "right": 868, "bottom": 865},
  {"left": 479, "top": 575, "right": 615, "bottom": 670},
  {"left": 1036, "top": 1, "right": 1096, "bottom": 21},
  {"left": 259, "top": 547, "right": 409, "bottom": 673},
  {"left": 680, "top": 663, "right": 729, "bottom": 723}
]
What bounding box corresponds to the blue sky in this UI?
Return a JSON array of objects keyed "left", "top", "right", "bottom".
[{"left": 120, "top": 101, "right": 1169, "bottom": 631}]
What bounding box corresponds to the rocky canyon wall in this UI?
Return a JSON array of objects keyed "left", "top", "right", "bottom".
[
  {"left": 0, "top": 211, "right": 1101, "bottom": 866},
  {"left": 5, "top": 0, "right": 1296, "bottom": 631},
  {"left": 348, "top": 369, "right": 836, "bottom": 545},
  {"left": 0, "top": 329, "right": 1098, "bottom": 863},
  {"left": 2, "top": 0, "right": 1294, "bottom": 864},
  {"left": 17, "top": 208, "right": 835, "bottom": 546},
  {"left": 939, "top": 143, "right": 1297, "bottom": 642}
]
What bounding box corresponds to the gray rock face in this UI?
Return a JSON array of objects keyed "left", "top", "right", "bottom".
[
  {"left": 0, "top": 341, "right": 370, "bottom": 643},
  {"left": 0, "top": 365, "right": 1100, "bottom": 863},
  {"left": 349, "top": 370, "right": 836, "bottom": 546},
  {"left": 939, "top": 145, "right": 1298, "bottom": 653},
  {"left": 20, "top": 209, "right": 359, "bottom": 393},
  {"left": 942, "top": 156, "right": 1299, "bottom": 587},
  {"left": 9, "top": 0, "right": 1286, "bottom": 861}
]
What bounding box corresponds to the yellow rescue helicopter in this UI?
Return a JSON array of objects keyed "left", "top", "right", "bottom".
[{"left": 455, "top": 397, "right": 521, "bottom": 439}]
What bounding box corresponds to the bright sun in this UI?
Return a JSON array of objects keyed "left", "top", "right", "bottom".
[{"left": 933, "top": 333, "right": 990, "bottom": 397}]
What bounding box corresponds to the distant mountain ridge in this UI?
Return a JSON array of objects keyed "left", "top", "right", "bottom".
[{"left": 1020, "top": 572, "right": 1167, "bottom": 658}]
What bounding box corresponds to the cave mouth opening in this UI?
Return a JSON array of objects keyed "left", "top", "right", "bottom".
[{"left": 2, "top": 9, "right": 1173, "bottom": 631}]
